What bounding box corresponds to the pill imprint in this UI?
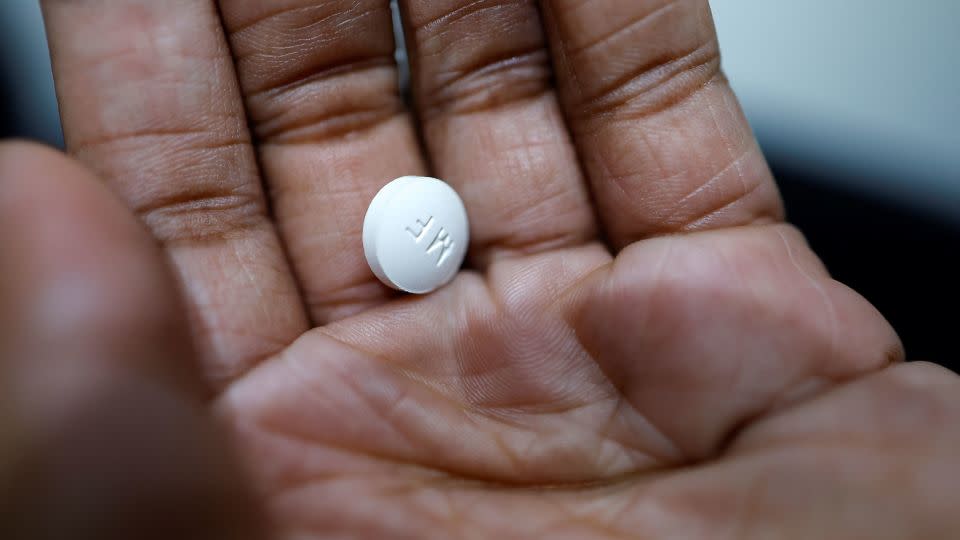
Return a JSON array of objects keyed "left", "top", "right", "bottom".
[{"left": 362, "top": 176, "right": 469, "bottom": 294}]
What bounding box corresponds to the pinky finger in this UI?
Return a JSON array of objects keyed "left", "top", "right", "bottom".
[{"left": 541, "top": 0, "right": 784, "bottom": 249}]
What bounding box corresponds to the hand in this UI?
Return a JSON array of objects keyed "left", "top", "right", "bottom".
[{"left": 2, "top": 0, "right": 957, "bottom": 538}]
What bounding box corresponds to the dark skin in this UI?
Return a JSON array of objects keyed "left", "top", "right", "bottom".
[{"left": 1, "top": 0, "right": 958, "bottom": 538}]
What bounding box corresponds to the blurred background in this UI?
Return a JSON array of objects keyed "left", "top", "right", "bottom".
[{"left": 1, "top": 0, "right": 957, "bottom": 368}]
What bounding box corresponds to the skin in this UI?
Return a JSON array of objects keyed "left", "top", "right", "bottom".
[{"left": 1, "top": 0, "right": 958, "bottom": 538}]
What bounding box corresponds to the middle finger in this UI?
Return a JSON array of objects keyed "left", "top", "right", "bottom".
[{"left": 219, "top": 0, "right": 429, "bottom": 323}]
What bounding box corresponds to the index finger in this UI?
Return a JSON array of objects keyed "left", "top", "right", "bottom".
[{"left": 39, "top": 0, "right": 309, "bottom": 389}]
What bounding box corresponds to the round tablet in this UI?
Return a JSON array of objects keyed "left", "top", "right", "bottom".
[{"left": 362, "top": 176, "right": 469, "bottom": 294}]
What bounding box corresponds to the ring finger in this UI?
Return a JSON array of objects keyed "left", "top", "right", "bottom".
[{"left": 398, "top": 0, "right": 598, "bottom": 269}]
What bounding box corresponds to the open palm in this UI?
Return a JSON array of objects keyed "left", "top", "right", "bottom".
[{"left": 10, "top": 0, "right": 956, "bottom": 538}]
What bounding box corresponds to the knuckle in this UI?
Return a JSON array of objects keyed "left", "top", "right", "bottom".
[
  {"left": 135, "top": 183, "right": 266, "bottom": 246},
  {"left": 575, "top": 38, "right": 721, "bottom": 122},
  {"left": 247, "top": 65, "right": 404, "bottom": 144},
  {"left": 72, "top": 127, "right": 268, "bottom": 245},
  {"left": 226, "top": 1, "right": 402, "bottom": 143},
  {"left": 562, "top": 0, "right": 722, "bottom": 122},
  {"left": 412, "top": 0, "right": 551, "bottom": 116},
  {"left": 420, "top": 48, "right": 552, "bottom": 117},
  {"left": 227, "top": 0, "right": 394, "bottom": 95}
]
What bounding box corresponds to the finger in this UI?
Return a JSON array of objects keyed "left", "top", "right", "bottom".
[
  {"left": 540, "top": 0, "right": 784, "bottom": 249},
  {"left": 218, "top": 0, "right": 428, "bottom": 322},
  {"left": 0, "top": 141, "right": 196, "bottom": 391},
  {"left": 0, "top": 142, "right": 264, "bottom": 539},
  {"left": 40, "top": 0, "right": 308, "bottom": 388},
  {"left": 569, "top": 225, "right": 903, "bottom": 461},
  {"left": 399, "top": 0, "right": 597, "bottom": 268}
]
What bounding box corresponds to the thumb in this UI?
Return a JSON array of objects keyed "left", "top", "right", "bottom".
[{"left": 0, "top": 142, "right": 263, "bottom": 539}]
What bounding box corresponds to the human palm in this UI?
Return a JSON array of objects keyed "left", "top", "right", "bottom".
[{"left": 3, "top": 0, "right": 958, "bottom": 538}]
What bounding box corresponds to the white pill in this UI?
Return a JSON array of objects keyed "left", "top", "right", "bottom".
[{"left": 363, "top": 176, "right": 469, "bottom": 294}]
